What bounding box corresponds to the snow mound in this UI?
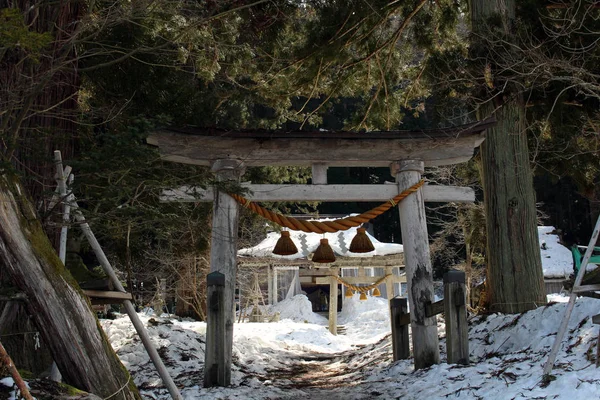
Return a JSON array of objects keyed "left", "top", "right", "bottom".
[
  {"left": 361, "top": 295, "right": 600, "bottom": 400},
  {"left": 340, "top": 295, "right": 388, "bottom": 322},
  {"left": 469, "top": 296, "right": 597, "bottom": 359},
  {"left": 339, "top": 296, "right": 391, "bottom": 343},
  {"left": 539, "top": 226, "right": 574, "bottom": 278},
  {"left": 270, "top": 294, "right": 327, "bottom": 324}
]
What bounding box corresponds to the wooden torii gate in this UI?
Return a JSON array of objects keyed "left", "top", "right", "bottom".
[{"left": 147, "top": 118, "right": 494, "bottom": 386}]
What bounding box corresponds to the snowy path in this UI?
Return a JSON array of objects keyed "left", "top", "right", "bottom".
[{"left": 251, "top": 336, "right": 393, "bottom": 398}]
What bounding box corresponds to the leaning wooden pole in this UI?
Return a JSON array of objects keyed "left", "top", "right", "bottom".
[
  {"left": 392, "top": 160, "right": 440, "bottom": 369},
  {"left": 71, "top": 202, "right": 182, "bottom": 400},
  {"left": 0, "top": 340, "right": 33, "bottom": 400},
  {"left": 55, "top": 152, "right": 180, "bottom": 398},
  {"left": 543, "top": 214, "right": 600, "bottom": 375},
  {"left": 54, "top": 151, "right": 71, "bottom": 264},
  {"left": 50, "top": 150, "right": 71, "bottom": 382}
]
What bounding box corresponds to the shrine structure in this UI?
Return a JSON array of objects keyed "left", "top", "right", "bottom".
[{"left": 147, "top": 117, "right": 495, "bottom": 386}]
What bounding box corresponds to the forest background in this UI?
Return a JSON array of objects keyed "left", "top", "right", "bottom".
[{"left": 0, "top": 0, "right": 599, "bottom": 331}]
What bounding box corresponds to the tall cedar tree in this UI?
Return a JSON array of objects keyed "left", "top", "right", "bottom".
[{"left": 470, "top": 0, "right": 547, "bottom": 313}]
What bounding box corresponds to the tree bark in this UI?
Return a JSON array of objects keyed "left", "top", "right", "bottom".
[
  {"left": 471, "top": 0, "right": 547, "bottom": 313},
  {"left": 0, "top": 174, "right": 140, "bottom": 400}
]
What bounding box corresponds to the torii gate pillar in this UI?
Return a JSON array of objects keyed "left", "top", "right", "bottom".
[
  {"left": 392, "top": 160, "right": 440, "bottom": 369},
  {"left": 204, "top": 159, "right": 245, "bottom": 387}
]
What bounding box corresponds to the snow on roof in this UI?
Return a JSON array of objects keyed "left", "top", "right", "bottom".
[
  {"left": 238, "top": 218, "right": 403, "bottom": 260},
  {"left": 239, "top": 223, "right": 579, "bottom": 276},
  {"left": 238, "top": 219, "right": 573, "bottom": 278}
]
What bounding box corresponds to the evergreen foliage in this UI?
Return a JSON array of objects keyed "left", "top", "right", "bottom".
[
  {"left": 427, "top": 0, "right": 600, "bottom": 240},
  {"left": 72, "top": 117, "right": 213, "bottom": 258},
  {"left": 0, "top": 8, "right": 52, "bottom": 53},
  {"left": 66, "top": 0, "right": 468, "bottom": 305},
  {"left": 5, "top": 0, "right": 598, "bottom": 319}
]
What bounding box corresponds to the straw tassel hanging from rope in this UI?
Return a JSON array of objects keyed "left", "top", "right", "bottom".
[
  {"left": 272, "top": 230, "right": 298, "bottom": 256},
  {"left": 312, "top": 238, "right": 336, "bottom": 263},
  {"left": 349, "top": 227, "right": 375, "bottom": 253}
]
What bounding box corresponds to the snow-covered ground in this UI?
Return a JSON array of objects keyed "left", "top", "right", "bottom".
[
  {"left": 3, "top": 226, "right": 600, "bottom": 399},
  {"left": 4, "top": 293, "right": 600, "bottom": 399},
  {"left": 97, "top": 293, "right": 600, "bottom": 400}
]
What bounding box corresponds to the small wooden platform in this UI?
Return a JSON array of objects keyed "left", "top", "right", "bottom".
[{"left": 82, "top": 290, "right": 132, "bottom": 305}]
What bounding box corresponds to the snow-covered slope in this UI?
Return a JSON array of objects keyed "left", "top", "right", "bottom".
[
  {"left": 3, "top": 227, "right": 599, "bottom": 400},
  {"left": 88, "top": 293, "right": 600, "bottom": 399},
  {"left": 5, "top": 293, "right": 599, "bottom": 399}
]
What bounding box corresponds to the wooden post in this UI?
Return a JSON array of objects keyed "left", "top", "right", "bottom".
[
  {"left": 54, "top": 151, "right": 70, "bottom": 264},
  {"left": 392, "top": 160, "right": 440, "bottom": 369},
  {"left": 444, "top": 270, "right": 469, "bottom": 365},
  {"left": 390, "top": 297, "right": 410, "bottom": 361},
  {"left": 328, "top": 268, "right": 339, "bottom": 335},
  {"left": 204, "top": 272, "right": 226, "bottom": 387},
  {"left": 204, "top": 159, "right": 244, "bottom": 388},
  {"left": 385, "top": 266, "right": 394, "bottom": 299},
  {"left": 311, "top": 163, "right": 328, "bottom": 184},
  {"left": 267, "top": 264, "right": 273, "bottom": 305},
  {"left": 158, "top": 278, "right": 167, "bottom": 314},
  {"left": 273, "top": 267, "right": 278, "bottom": 305}
]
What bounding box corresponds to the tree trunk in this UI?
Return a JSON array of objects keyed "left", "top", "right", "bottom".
[
  {"left": 1, "top": 0, "right": 81, "bottom": 211},
  {"left": 0, "top": 174, "right": 140, "bottom": 400},
  {"left": 471, "top": 0, "right": 547, "bottom": 313}
]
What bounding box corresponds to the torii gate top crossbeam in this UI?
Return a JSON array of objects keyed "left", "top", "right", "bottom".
[{"left": 147, "top": 118, "right": 495, "bottom": 168}]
